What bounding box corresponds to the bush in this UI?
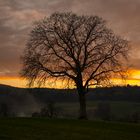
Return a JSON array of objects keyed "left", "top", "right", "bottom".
[
  {"left": 131, "top": 112, "right": 140, "bottom": 123},
  {"left": 95, "top": 102, "right": 111, "bottom": 121},
  {"left": 0, "top": 103, "right": 8, "bottom": 117},
  {"left": 32, "top": 101, "right": 61, "bottom": 118}
]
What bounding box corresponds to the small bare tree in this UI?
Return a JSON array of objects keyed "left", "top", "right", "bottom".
[{"left": 21, "top": 12, "right": 129, "bottom": 119}]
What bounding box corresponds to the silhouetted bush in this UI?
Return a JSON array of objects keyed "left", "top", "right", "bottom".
[
  {"left": 131, "top": 112, "right": 140, "bottom": 123},
  {"left": 46, "top": 102, "right": 56, "bottom": 118},
  {"left": 117, "top": 112, "right": 140, "bottom": 123},
  {"left": 95, "top": 102, "right": 111, "bottom": 121},
  {"left": 0, "top": 103, "right": 8, "bottom": 117},
  {"left": 40, "top": 107, "right": 49, "bottom": 117},
  {"left": 32, "top": 101, "right": 62, "bottom": 118},
  {"left": 32, "top": 112, "right": 40, "bottom": 117}
]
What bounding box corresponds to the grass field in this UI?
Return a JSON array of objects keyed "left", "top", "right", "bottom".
[{"left": 0, "top": 118, "right": 140, "bottom": 140}]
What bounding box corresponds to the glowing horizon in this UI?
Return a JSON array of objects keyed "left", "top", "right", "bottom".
[{"left": 1, "top": 69, "right": 140, "bottom": 88}]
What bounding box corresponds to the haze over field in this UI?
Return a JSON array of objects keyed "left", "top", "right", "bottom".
[{"left": 0, "top": 0, "right": 140, "bottom": 87}]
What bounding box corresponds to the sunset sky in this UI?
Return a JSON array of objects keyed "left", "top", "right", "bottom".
[{"left": 0, "top": 0, "right": 140, "bottom": 87}]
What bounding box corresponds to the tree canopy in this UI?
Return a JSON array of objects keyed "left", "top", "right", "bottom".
[{"left": 21, "top": 12, "right": 128, "bottom": 89}]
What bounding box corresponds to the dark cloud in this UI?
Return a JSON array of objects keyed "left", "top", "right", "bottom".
[{"left": 0, "top": 0, "right": 140, "bottom": 77}]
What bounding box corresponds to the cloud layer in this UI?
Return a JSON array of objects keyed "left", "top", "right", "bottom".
[{"left": 0, "top": 0, "right": 140, "bottom": 77}]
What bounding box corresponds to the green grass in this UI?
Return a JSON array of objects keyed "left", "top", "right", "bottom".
[{"left": 0, "top": 118, "right": 140, "bottom": 140}]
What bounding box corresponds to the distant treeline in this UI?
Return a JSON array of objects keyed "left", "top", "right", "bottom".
[
  {"left": 87, "top": 86, "right": 140, "bottom": 102},
  {"left": 0, "top": 84, "right": 140, "bottom": 103}
]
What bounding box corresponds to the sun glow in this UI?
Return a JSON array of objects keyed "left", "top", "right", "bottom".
[
  {"left": 0, "top": 77, "right": 74, "bottom": 88},
  {"left": 111, "top": 69, "right": 140, "bottom": 86},
  {"left": 0, "top": 77, "right": 26, "bottom": 88},
  {"left": 1, "top": 69, "right": 140, "bottom": 88}
]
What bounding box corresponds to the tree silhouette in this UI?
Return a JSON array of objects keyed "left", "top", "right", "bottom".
[{"left": 21, "top": 12, "right": 129, "bottom": 119}]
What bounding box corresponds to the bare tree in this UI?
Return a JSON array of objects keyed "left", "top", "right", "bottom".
[{"left": 21, "top": 12, "right": 129, "bottom": 119}]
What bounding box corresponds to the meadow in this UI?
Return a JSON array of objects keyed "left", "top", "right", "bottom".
[{"left": 0, "top": 118, "right": 140, "bottom": 140}]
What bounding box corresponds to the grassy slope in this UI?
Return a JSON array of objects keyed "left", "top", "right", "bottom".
[{"left": 0, "top": 118, "right": 140, "bottom": 140}]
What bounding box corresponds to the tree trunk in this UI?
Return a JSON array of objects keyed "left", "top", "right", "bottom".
[
  {"left": 76, "top": 72, "right": 87, "bottom": 119},
  {"left": 78, "top": 92, "right": 87, "bottom": 119}
]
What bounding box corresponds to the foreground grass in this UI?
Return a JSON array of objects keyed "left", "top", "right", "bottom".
[{"left": 0, "top": 118, "right": 140, "bottom": 140}]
